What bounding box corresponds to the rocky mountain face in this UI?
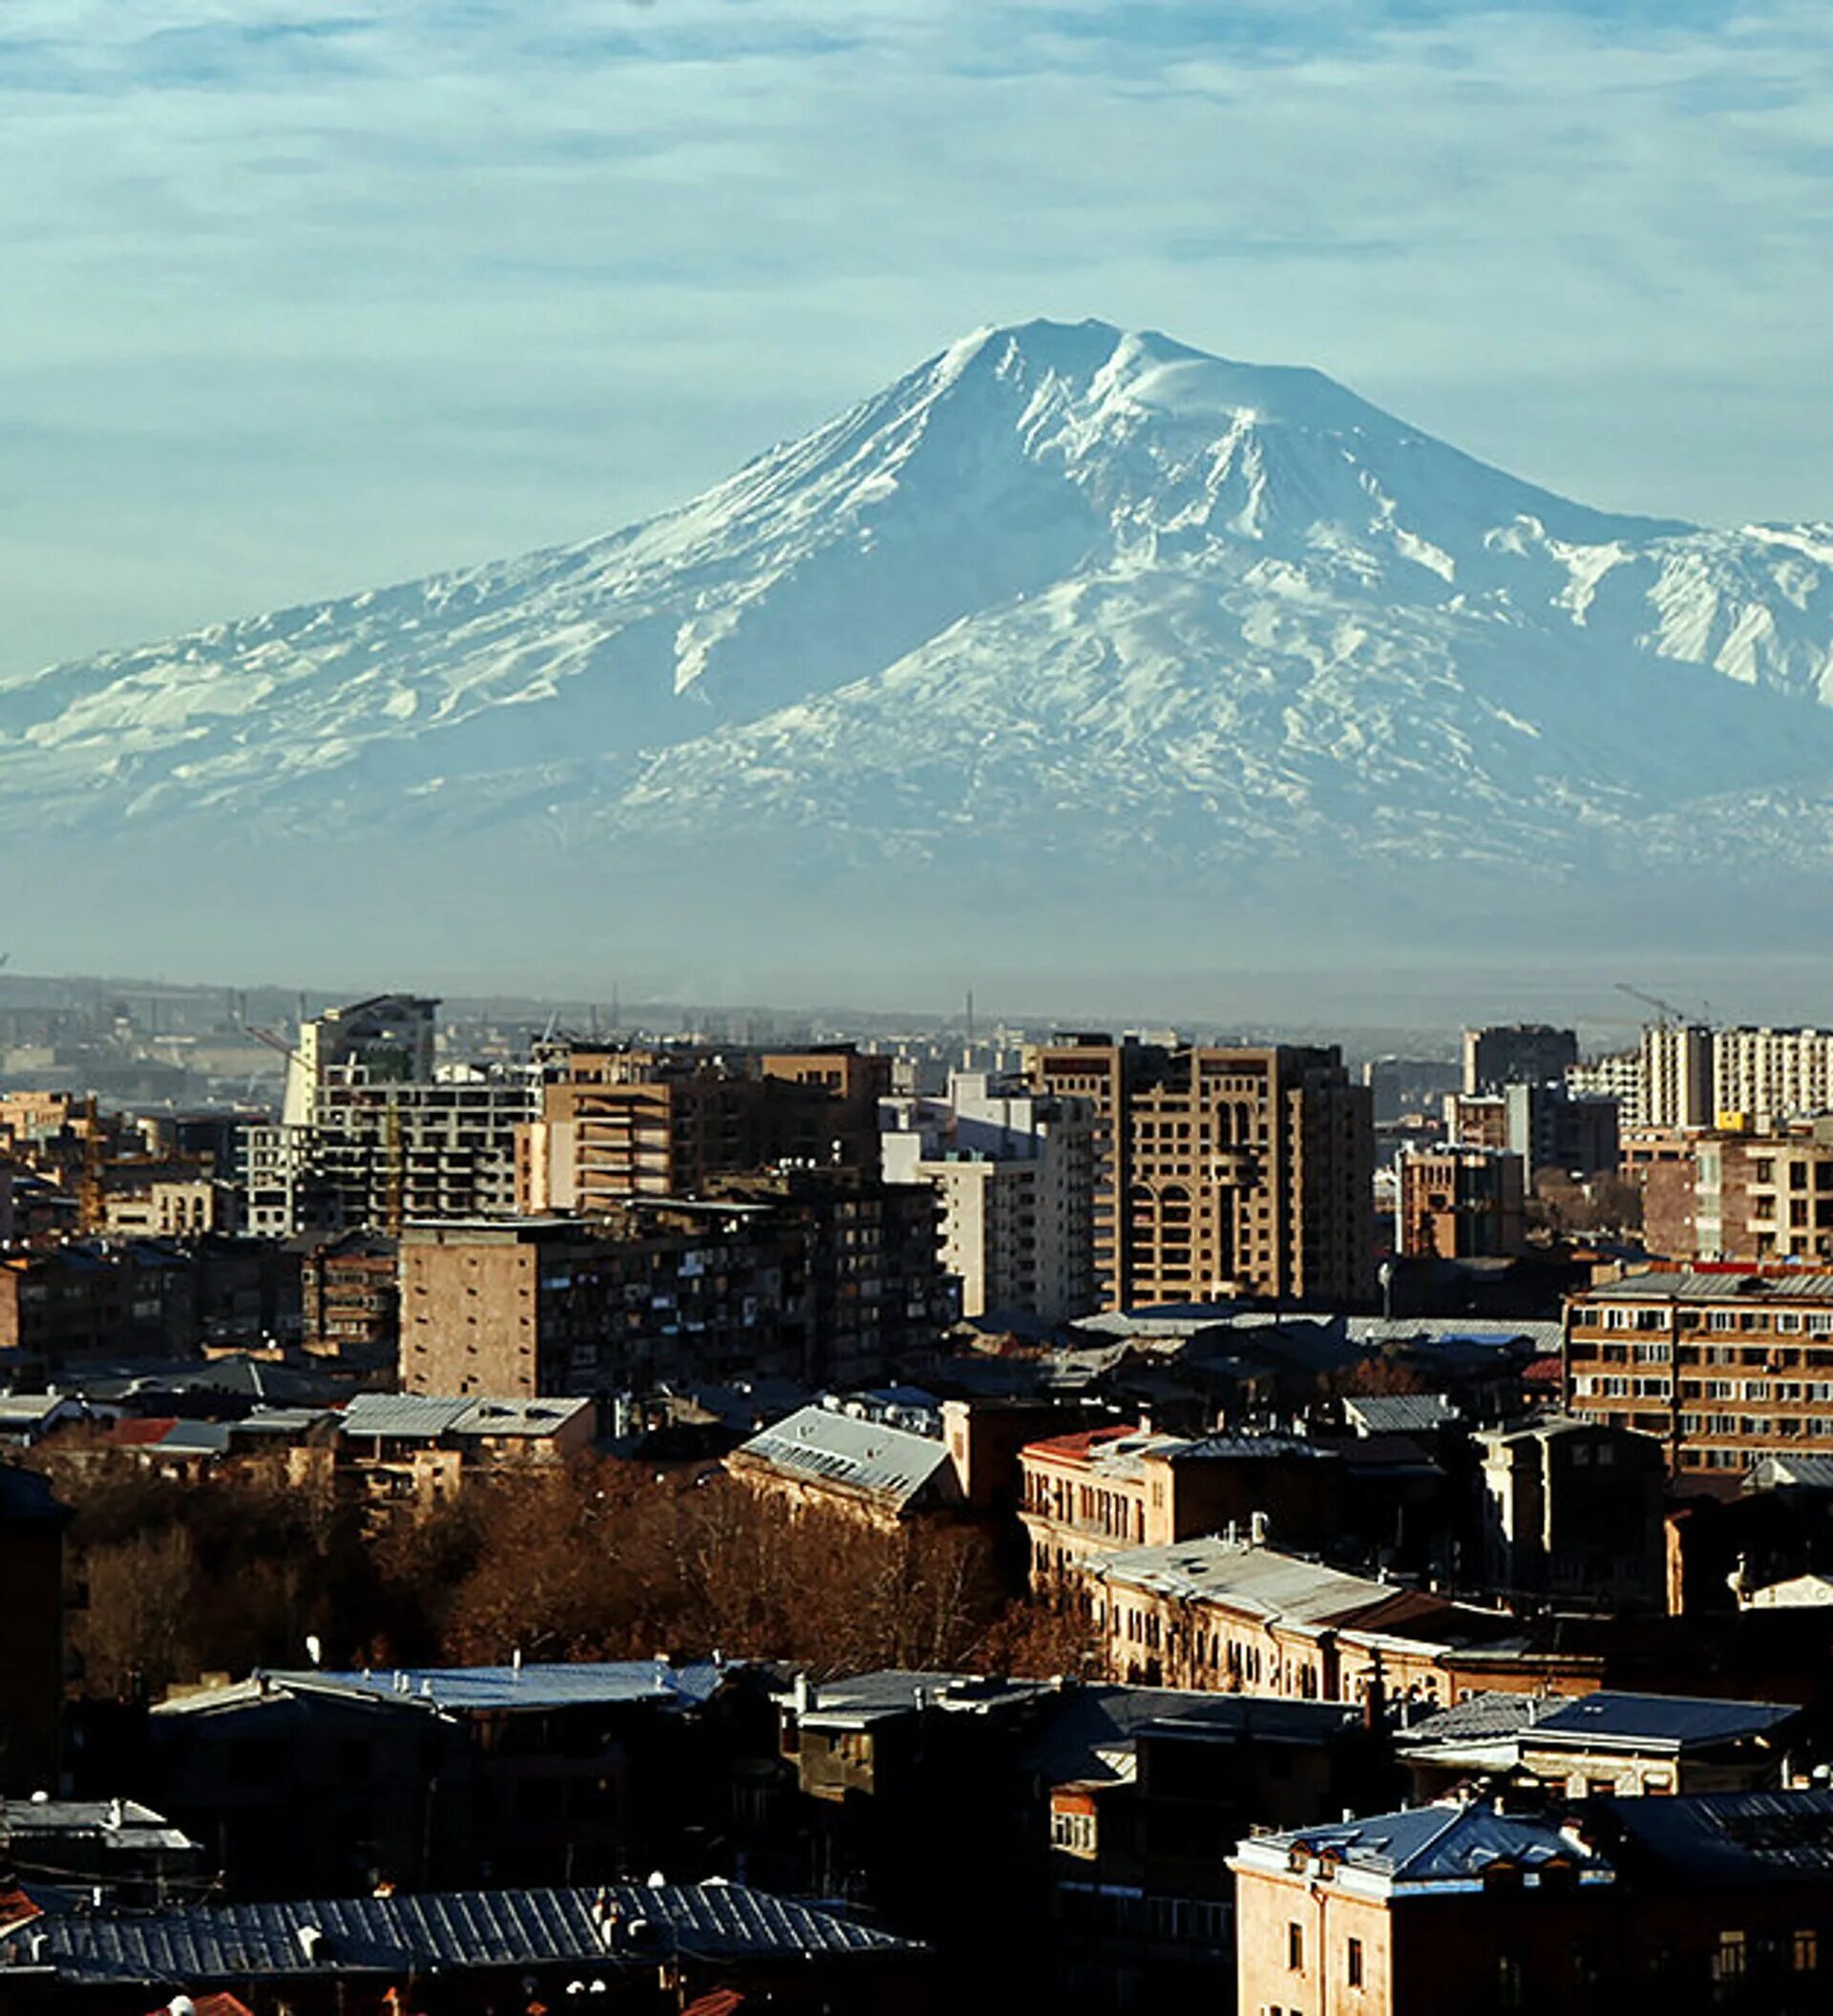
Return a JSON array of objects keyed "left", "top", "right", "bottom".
[{"left": 10, "top": 319, "right": 1833, "bottom": 982}]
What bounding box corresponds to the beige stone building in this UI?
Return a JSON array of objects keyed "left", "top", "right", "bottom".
[{"left": 1022, "top": 1037, "right": 1374, "bottom": 1310}]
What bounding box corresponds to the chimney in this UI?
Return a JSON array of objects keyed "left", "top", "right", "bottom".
[{"left": 1250, "top": 1509, "right": 1270, "bottom": 1547}]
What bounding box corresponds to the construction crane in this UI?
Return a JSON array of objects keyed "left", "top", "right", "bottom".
[{"left": 1614, "top": 983, "right": 1715, "bottom": 1029}]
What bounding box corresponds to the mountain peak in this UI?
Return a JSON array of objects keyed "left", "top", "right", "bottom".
[{"left": 2, "top": 316, "right": 1825, "bottom": 986}]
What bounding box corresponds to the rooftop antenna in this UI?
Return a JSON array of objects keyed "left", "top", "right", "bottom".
[{"left": 966, "top": 988, "right": 976, "bottom": 1051}]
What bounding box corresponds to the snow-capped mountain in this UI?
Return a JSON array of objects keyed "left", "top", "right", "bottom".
[{"left": 9, "top": 318, "right": 1833, "bottom": 979}]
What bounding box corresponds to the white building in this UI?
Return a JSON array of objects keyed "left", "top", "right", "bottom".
[
  {"left": 1639, "top": 1023, "right": 1715, "bottom": 1129},
  {"left": 1713, "top": 1027, "right": 1833, "bottom": 1130},
  {"left": 1567, "top": 1050, "right": 1643, "bottom": 1126},
  {"left": 283, "top": 994, "right": 438, "bottom": 1126},
  {"left": 881, "top": 1071, "right": 1096, "bottom": 1323}
]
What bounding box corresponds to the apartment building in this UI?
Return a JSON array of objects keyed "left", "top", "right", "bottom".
[
  {"left": 1713, "top": 1026, "right": 1833, "bottom": 1129},
  {"left": 1397, "top": 1146, "right": 1528, "bottom": 1258},
  {"left": 880, "top": 1071, "right": 1097, "bottom": 1321},
  {"left": 1022, "top": 1037, "right": 1374, "bottom": 1311},
  {"left": 400, "top": 1173, "right": 945, "bottom": 1397},
  {"left": 1643, "top": 1123, "right": 1833, "bottom": 1264},
  {"left": 1568, "top": 1049, "right": 1643, "bottom": 1125},
  {"left": 1565, "top": 1269, "right": 1833, "bottom": 1476},
  {"left": 1641, "top": 1023, "right": 1716, "bottom": 1129},
  {"left": 517, "top": 1041, "right": 889, "bottom": 1213}
]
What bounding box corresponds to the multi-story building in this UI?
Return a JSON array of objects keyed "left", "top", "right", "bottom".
[
  {"left": 1462, "top": 1024, "right": 1578, "bottom": 1096},
  {"left": 281, "top": 993, "right": 437, "bottom": 1125},
  {"left": 1641, "top": 1021, "right": 1716, "bottom": 1128},
  {"left": 1568, "top": 1049, "right": 1643, "bottom": 1125},
  {"left": 1713, "top": 1025, "right": 1833, "bottom": 1129},
  {"left": 1565, "top": 1268, "right": 1833, "bottom": 1477},
  {"left": 245, "top": 1072, "right": 537, "bottom": 1237},
  {"left": 517, "top": 1042, "right": 889, "bottom": 1213},
  {"left": 880, "top": 1071, "right": 1097, "bottom": 1321},
  {"left": 1397, "top": 1146, "right": 1527, "bottom": 1258},
  {"left": 296, "top": 1228, "right": 399, "bottom": 1362},
  {"left": 1022, "top": 1037, "right": 1374, "bottom": 1311},
  {"left": 400, "top": 1172, "right": 945, "bottom": 1398},
  {"left": 1233, "top": 1789, "right": 1833, "bottom": 2016},
  {"left": 1503, "top": 1081, "right": 1619, "bottom": 1177},
  {"left": 1642, "top": 1122, "right": 1833, "bottom": 1264},
  {"left": 1473, "top": 1417, "right": 1666, "bottom": 1609},
  {"left": 1018, "top": 1421, "right": 1342, "bottom": 1587},
  {"left": 1086, "top": 1536, "right": 1601, "bottom": 1704}
]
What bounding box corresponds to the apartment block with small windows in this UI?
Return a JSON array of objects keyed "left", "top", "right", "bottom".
[
  {"left": 1565, "top": 1270, "right": 1833, "bottom": 1478},
  {"left": 1642, "top": 1124, "right": 1833, "bottom": 1265}
]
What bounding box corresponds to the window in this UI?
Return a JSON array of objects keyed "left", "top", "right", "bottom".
[
  {"left": 1716, "top": 1931, "right": 1748, "bottom": 1982},
  {"left": 1497, "top": 1953, "right": 1524, "bottom": 2008},
  {"left": 1289, "top": 1922, "right": 1304, "bottom": 1972},
  {"left": 1347, "top": 1937, "right": 1364, "bottom": 1988},
  {"left": 1795, "top": 1929, "right": 1820, "bottom": 1974}
]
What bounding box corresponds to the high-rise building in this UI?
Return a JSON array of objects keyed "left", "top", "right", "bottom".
[
  {"left": 1501, "top": 1081, "right": 1620, "bottom": 1177},
  {"left": 1461, "top": 1024, "right": 1577, "bottom": 1096},
  {"left": 282, "top": 994, "right": 438, "bottom": 1126},
  {"left": 1712, "top": 1026, "right": 1833, "bottom": 1130},
  {"left": 1640, "top": 1023, "right": 1715, "bottom": 1129},
  {"left": 880, "top": 1071, "right": 1097, "bottom": 1322},
  {"left": 1568, "top": 1050, "right": 1642, "bottom": 1125},
  {"left": 246, "top": 1071, "right": 537, "bottom": 1237},
  {"left": 1022, "top": 1038, "right": 1374, "bottom": 1310}
]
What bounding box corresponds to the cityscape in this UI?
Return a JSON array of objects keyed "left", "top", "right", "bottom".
[
  {"left": 7, "top": 0, "right": 1833, "bottom": 2011},
  {"left": 5, "top": 980, "right": 1833, "bottom": 2010}
]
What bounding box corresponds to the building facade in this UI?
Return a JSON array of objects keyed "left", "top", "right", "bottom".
[
  {"left": 1022, "top": 1038, "right": 1374, "bottom": 1311},
  {"left": 1397, "top": 1146, "right": 1528, "bottom": 1258},
  {"left": 1462, "top": 1024, "right": 1578, "bottom": 1096},
  {"left": 1565, "top": 1269, "right": 1833, "bottom": 1477},
  {"left": 880, "top": 1071, "right": 1097, "bottom": 1321}
]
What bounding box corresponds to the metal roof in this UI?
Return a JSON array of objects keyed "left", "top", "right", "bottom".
[
  {"left": 337, "top": 1394, "right": 594, "bottom": 1441},
  {"left": 1094, "top": 1538, "right": 1417, "bottom": 1631},
  {"left": 732, "top": 1406, "right": 954, "bottom": 1509},
  {"left": 1582, "top": 1270, "right": 1833, "bottom": 1303},
  {"left": 1749, "top": 1454, "right": 1833, "bottom": 1492},
  {"left": 1602, "top": 1789, "right": 1833, "bottom": 1880},
  {"left": 1240, "top": 1796, "right": 1611, "bottom": 1887},
  {"left": 5, "top": 1881, "right": 913, "bottom": 1985},
  {"left": 336, "top": 1395, "right": 473, "bottom": 1438},
  {"left": 249, "top": 1661, "right": 727, "bottom": 1713},
  {"left": 1343, "top": 1394, "right": 1459, "bottom": 1437},
  {"left": 1529, "top": 1690, "right": 1799, "bottom": 1754}
]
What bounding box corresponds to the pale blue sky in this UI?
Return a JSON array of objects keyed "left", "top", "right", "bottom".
[{"left": 4, "top": 0, "right": 1830, "bottom": 675}]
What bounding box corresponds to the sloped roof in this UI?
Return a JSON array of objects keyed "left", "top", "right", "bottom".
[
  {"left": 1602, "top": 1789, "right": 1833, "bottom": 1880},
  {"left": 730, "top": 1406, "right": 955, "bottom": 1510},
  {"left": 1529, "top": 1690, "right": 1799, "bottom": 1754},
  {"left": 1237, "top": 1796, "right": 1611, "bottom": 1890},
  {"left": 6, "top": 1882, "right": 914, "bottom": 1985},
  {"left": 1343, "top": 1394, "right": 1458, "bottom": 1437},
  {"left": 161, "top": 1662, "right": 728, "bottom": 1718}
]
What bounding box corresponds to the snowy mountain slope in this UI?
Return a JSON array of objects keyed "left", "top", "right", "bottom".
[{"left": 7, "top": 318, "right": 1833, "bottom": 961}]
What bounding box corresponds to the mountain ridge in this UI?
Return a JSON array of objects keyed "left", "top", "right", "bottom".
[{"left": 9, "top": 318, "right": 1833, "bottom": 980}]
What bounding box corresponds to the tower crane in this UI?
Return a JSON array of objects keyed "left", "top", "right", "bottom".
[{"left": 1614, "top": 983, "right": 1715, "bottom": 1029}]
